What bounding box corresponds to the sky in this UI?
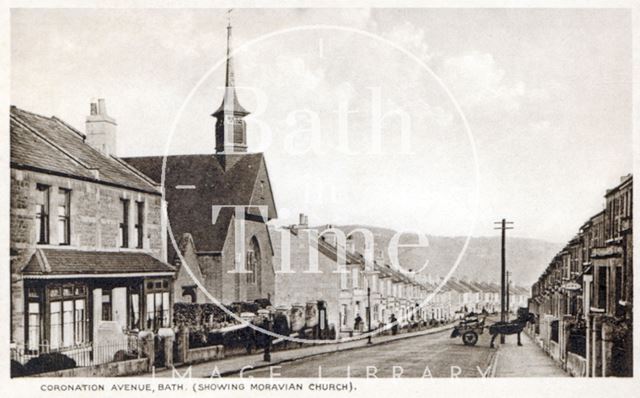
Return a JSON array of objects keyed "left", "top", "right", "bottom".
[{"left": 10, "top": 8, "right": 633, "bottom": 244}]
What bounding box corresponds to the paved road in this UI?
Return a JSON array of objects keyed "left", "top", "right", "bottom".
[{"left": 234, "top": 328, "right": 497, "bottom": 378}]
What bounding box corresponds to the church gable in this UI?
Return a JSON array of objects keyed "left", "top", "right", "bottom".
[
  {"left": 248, "top": 156, "right": 277, "bottom": 220},
  {"left": 173, "top": 233, "right": 207, "bottom": 303}
]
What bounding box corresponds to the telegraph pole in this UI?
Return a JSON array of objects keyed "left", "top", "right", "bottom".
[
  {"left": 494, "top": 219, "right": 514, "bottom": 344},
  {"left": 367, "top": 286, "right": 372, "bottom": 344},
  {"left": 506, "top": 271, "right": 511, "bottom": 320}
]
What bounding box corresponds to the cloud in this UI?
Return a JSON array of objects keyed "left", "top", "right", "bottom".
[
  {"left": 383, "top": 21, "right": 436, "bottom": 62},
  {"left": 441, "top": 51, "right": 527, "bottom": 113}
]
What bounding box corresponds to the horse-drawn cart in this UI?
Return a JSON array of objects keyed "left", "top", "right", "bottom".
[{"left": 450, "top": 313, "right": 485, "bottom": 346}]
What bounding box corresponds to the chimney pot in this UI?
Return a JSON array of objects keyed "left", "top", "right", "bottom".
[{"left": 97, "top": 98, "right": 106, "bottom": 115}]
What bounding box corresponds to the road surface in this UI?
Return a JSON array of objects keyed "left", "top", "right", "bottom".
[{"left": 233, "top": 328, "right": 497, "bottom": 378}]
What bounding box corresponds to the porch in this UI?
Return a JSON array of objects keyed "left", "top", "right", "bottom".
[{"left": 13, "top": 248, "right": 176, "bottom": 376}]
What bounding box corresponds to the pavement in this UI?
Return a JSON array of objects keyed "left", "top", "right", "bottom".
[
  {"left": 151, "top": 320, "right": 569, "bottom": 378},
  {"left": 151, "top": 323, "right": 457, "bottom": 378},
  {"left": 492, "top": 331, "right": 568, "bottom": 377}
]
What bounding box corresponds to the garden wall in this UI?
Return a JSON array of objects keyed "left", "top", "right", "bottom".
[
  {"left": 183, "top": 345, "right": 225, "bottom": 365},
  {"left": 566, "top": 352, "right": 587, "bottom": 377},
  {"left": 33, "top": 358, "right": 149, "bottom": 377}
]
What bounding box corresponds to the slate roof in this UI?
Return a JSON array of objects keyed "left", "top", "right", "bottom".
[
  {"left": 512, "top": 286, "right": 531, "bottom": 295},
  {"left": 10, "top": 106, "right": 159, "bottom": 194},
  {"left": 445, "top": 279, "right": 471, "bottom": 293},
  {"left": 458, "top": 280, "right": 482, "bottom": 292},
  {"left": 22, "top": 248, "right": 176, "bottom": 277},
  {"left": 123, "top": 153, "right": 277, "bottom": 253}
]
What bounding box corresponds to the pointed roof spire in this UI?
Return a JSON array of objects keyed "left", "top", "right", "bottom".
[{"left": 213, "top": 9, "right": 249, "bottom": 117}]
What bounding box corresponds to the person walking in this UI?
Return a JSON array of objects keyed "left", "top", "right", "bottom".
[
  {"left": 354, "top": 314, "right": 363, "bottom": 332},
  {"left": 390, "top": 314, "right": 398, "bottom": 335}
]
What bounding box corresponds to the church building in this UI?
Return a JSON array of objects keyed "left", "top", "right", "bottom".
[{"left": 125, "top": 21, "right": 277, "bottom": 305}]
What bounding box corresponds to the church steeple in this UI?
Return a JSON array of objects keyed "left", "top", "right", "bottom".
[{"left": 212, "top": 11, "right": 249, "bottom": 154}]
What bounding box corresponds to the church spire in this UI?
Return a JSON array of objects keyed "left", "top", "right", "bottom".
[{"left": 213, "top": 9, "right": 249, "bottom": 154}]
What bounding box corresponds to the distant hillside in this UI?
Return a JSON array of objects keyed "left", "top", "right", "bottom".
[{"left": 326, "top": 225, "right": 563, "bottom": 287}]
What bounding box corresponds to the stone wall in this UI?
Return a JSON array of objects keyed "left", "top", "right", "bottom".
[
  {"left": 183, "top": 345, "right": 225, "bottom": 364},
  {"left": 566, "top": 351, "right": 587, "bottom": 377}
]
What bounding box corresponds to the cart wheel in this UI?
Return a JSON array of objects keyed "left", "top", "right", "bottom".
[{"left": 462, "top": 331, "right": 478, "bottom": 346}]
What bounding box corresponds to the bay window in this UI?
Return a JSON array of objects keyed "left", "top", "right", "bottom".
[
  {"left": 45, "top": 284, "right": 88, "bottom": 350},
  {"left": 145, "top": 279, "right": 170, "bottom": 330},
  {"left": 129, "top": 288, "right": 141, "bottom": 330},
  {"left": 26, "top": 287, "right": 42, "bottom": 351}
]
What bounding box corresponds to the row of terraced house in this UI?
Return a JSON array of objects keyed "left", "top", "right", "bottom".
[{"left": 529, "top": 174, "right": 633, "bottom": 377}]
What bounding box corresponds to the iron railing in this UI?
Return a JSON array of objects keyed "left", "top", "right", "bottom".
[{"left": 11, "top": 335, "right": 141, "bottom": 375}]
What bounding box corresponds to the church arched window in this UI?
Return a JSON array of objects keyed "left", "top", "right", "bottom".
[{"left": 246, "top": 237, "right": 261, "bottom": 284}]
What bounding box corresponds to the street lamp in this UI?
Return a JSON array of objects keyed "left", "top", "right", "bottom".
[
  {"left": 259, "top": 309, "right": 273, "bottom": 362},
  {"left": 362, "top": 267, "right": 377, "bottom": 344}
]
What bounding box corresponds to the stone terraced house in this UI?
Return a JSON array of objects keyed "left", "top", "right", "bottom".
[{"left": 10, "top": 102, "right": 176, "bottom": 368}]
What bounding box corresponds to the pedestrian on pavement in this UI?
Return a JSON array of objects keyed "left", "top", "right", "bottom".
[
  {"left": 354, "top": 314, "right": 363, "bottom": 332},
  {"left": 390, "top": 314, "right": 398, "bottom": 335}
]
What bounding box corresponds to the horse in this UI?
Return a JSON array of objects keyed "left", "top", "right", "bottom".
[{"left": 489, "top": 307, "right": 536, "bottom": 348}]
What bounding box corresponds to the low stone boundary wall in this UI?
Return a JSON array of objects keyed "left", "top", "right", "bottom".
[
  {"left": 34, "top": 358, "right": 149, "bottom": 377},
  {"left": 184, "top": 345, "right": 225, "bottom": 364},
  {"left": 549, "top": 340, "right": 560, "bottom": 361},
  {"left": 566, "top": 351, "right": 587, "bottom": 377}
]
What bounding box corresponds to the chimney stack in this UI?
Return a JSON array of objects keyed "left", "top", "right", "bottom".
[
  {"left": 299, "top": 213, "right": 308, "bottom": 228},
  {"left": 86, "top": 98, "right": 117, "bottom": 156}
]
